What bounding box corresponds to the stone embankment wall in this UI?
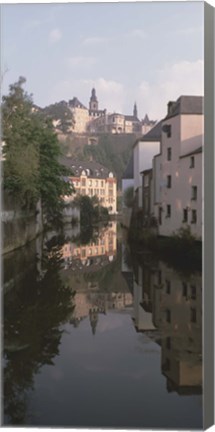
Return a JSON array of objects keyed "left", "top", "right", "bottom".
[{"left": 2, "top": 193, "right": 43, "bottom": 255}]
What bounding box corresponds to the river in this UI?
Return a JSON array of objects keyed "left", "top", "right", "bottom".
[{"left": 3, "top": 222, "right": 202, "bottom": 428}]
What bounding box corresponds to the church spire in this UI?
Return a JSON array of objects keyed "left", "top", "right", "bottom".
[
  {"left": 133, "top": 102, "right": 138, "bottom": 118},
  {"left": 89, "top": 88, "right": 98, "bottom": 111}
]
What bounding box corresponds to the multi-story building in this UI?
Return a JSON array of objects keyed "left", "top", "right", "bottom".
[
  {"left": 62, "top": 158, "right": 117, "bottom": 214},
  {"left": 87, "top": 103, "right": 149, "bottom": 135},
  {"left": 141, "top": 114, "right": 157, "bottom": 135},
  {"left": 88, "top": 88, "right": 106, "bottom": 120},
  {"left": 153, "top": 95, "right": 203, "bottom": 239},
  {"left": 68, "top": 97, "right": 89, "bottom": 133},
  {"left": 133, "top": 121, "right": 162, "bottom": 208}
]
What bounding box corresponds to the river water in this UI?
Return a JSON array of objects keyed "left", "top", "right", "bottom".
[{"left": 3, "top": 222, "right": 202, "bottom": 429}]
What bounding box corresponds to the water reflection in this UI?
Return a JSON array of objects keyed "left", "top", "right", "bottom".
[
  {"left": 4, "top": 237, "right": 76, "bottom": 424},
  {"left": 126, "top": 250, "right": 202, "bottom": 396},
  {"left": 3, "top": 223, "right": 202, "bottom": 427}
]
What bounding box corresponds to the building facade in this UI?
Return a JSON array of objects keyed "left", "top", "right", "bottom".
[
  {"left": 62, "top": 158, "right": 117, "bottom": 214},
  {"left": 68, "top": 97, "right": 89, "bottom": 133},
  {"left": 133, "top": 121, "right": 162, "bottom": 208},
  {"left": 154, "top": 96, "right": 203, "bottom": 239}
]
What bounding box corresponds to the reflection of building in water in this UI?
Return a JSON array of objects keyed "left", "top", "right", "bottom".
[
  {"left": 131, "top": 259, "right": 202, "bottom": 394},
  {"left": 62, "top": 222, "right": 117, "bottom": 271},
  {"left": 71, "top": 291, "right": 133, "bottom": 335},
  {"left": 132, "top": 263, "right": 156, "bottom": 332}
]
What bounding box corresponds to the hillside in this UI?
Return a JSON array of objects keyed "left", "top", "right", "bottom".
[{"left": 59, "top": 133, "right": 138, "bottom": 187}]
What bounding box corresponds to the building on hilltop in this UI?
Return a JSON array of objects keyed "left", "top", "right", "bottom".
[
  {"left": 141, "top": 114, "right": 157, "bottom": 135},
  {"left": 61, "top": 158, "right": 117, "bottom": 214},
  {"left": 68, "top": 97, "right": 89, "bottom": 133},
  {"left": 89, "top": 88, "right": 106, "bottom": 120},
  {"left": 67, "top": 89, "right": 155, "bottom": 135},
  {"left": 87, "top": 102, "right": 145, "bottom": 135}
]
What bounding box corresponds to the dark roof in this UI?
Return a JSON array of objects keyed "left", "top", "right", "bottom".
[
  {"left": 122, "top": 154, "right": 134, "bottom": 179},
  {"left": 165, "top": 95, "right": 203, "bottom": 119},
  {"left": 60, "top": 157, "right": 113, "bottom": 179},
  {"left": 89, "top": 109, "right": 105, "bottom": 115},
  {"left": 69, "top": 97, "right": 87, "bottom": 110},
  {"left": 180, "top": 146, "right": 203, "bottom": 159},
  {"left": 133, "top": 120, "right": 162, "bottom": 147},
  {"left": 124, "top": 115, "right": 139, "bottom": 122},
  {"left": 140, "top": 168, "right": 152, "bottom": 175},
  {"left": 142, "top": 114, "right": 156, "bottom": 125}
]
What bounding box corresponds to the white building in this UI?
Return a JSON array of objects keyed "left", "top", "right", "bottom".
[
  {"left": 62, "top": 158, "right": 117, "bottom": 215},
  {"left": 133, "top": 121, "right": 162, "bottom": 208},
  {"left": 154, "top": 96, "right": 203, "bottom": 239}
]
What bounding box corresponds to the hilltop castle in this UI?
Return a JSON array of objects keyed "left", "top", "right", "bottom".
[{"left": 68, "top": 88, "right": 156, "bottom": 135}]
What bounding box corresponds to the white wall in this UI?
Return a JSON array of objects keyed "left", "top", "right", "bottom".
[
  {"left": 133, "top": 140, "right": 160, "bottom": 208},
  {"left": 158, "top": 114, "right": 203, "bottom": 238}
]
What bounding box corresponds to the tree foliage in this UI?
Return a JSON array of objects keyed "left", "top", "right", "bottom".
[
  {"left": 41, "top": 101, "right": 74, "bottom": 134},
  {"left": 123, "top": 186, "right": 134, "bottom": 208},
  {"left": 2, "top": 77, "right": 74, "bottom": 222}
]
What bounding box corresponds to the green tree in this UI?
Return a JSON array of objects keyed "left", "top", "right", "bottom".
[
  {"left": 42, "top": 100, "right": 74, "bottom": 134},
  {"left": 2, "top": 77, "right": 74, "bottom": 222},
  {"left": 2, "top": 77, "right": 40, "bottom": 209},
  {"left": 123, "top": 186, "right": 134, "bottom": 208}
]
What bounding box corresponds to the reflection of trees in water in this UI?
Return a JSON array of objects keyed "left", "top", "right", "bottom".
[{"left": 4, "top": 238, "right": 75, "bottom": 425}]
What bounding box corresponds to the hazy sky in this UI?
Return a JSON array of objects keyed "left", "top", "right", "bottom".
[{"left": 2, "top": 2, "right": 204, "bottom": 120}]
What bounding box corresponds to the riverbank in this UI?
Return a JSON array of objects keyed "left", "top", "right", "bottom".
[{"left": 127, "top": 227, "right": 202, "bottom": 272}]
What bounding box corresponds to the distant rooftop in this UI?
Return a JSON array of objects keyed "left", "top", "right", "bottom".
[
  {"left": 133, "top": 120, "right": 162, "bottom": 148},
  {"left": 165, "top": 95, "right": 203, "bottom": 119},
  {"left": 124, "top": 115, "right": 139, "bottom": 122},
  {"left": 142, "top": 114, "right": 156, "bottom": 125},
  {"left": 60, "top": 157, "right": 113, "bottom": 179},
  {"left": 69, "top": 97, "right": 87, "bottom": 110}
]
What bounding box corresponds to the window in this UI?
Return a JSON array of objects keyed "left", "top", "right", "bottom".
[
  {"left": 191, "top": 209, "right": 197, "bottom": 224},
  {"left": 101, "top": 181, "right": 104, "bottom": 187},
  {"left": 81, "top": 249, "right": 86, "bottom": 258},
  {"left": 81, "top": 179, "right": 86, "bottom": 187},
  {"left": 166, "top": 205, "right": 171, "bottom": 218},
  {"left": 166, "top": 280, "right": 171, "bottom": 294},
  {"left": 183, "top": 208, "right": 188, "bottom": 223},
  {"left": 158, "top": 270, "right": 162, "bottom": 285},
  {"left": 166, "top": 309, "right": 171, "bottom": 323},
  {"left": 190, "top": 308, "right": 197, "bottom": 323},
  {"left": 190, "top": 156, "right": 195, "bottom": 168},
  {"left": 167, "top": 175, "right": 172, "bottom": 188},
  {"left": 191, "top": 186, "right": 197, "bottom": 200},
  {"left": 191, "top": 285, "right": 196, "bottom": 300},
  {"left": 167, "top": 147, "right": 172, "bottom": 161},
  {"left": 158, "top": 207, "right": 162, "bottom": 225},
  {"left": 182, "top": 282, "right": 188, "bottom": 297},
  {"left": 167, "top": 125, "right": 171, "bottom": 138},
  {"left": 166, "top": 337, "right": 171, "bottom": 350}
]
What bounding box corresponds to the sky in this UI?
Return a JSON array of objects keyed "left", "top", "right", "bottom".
[{"left": 1, "top": 1, "right": 204, "bottom": 120}]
